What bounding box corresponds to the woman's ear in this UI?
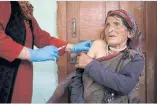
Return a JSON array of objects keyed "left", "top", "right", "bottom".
[{"left": 127, "top": 31, "right": 132, "bottom": 39}]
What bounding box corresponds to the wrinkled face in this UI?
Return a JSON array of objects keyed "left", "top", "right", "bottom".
[
  {"left": 18, "top": 1, "right": 33, "bottom": 19},
  {"left": 104, "top": 16, "right": 131, "bottom": 47}
]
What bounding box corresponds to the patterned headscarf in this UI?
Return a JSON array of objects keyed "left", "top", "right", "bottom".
[{"left": 105, "top": 9, "right": 142, "bottom": 52}]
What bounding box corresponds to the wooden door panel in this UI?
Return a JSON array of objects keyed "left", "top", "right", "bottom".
[
  {"left": 67, "top": 2, "right": 79, "bottom": 43},
  {"left": 105, "top": 1, "right": 119, "bottom": 17},
  {"left": 145, "top": 2, "right": 157, "bottom": 102},
  {"left": 79, "top": 2, "right": 105, "bottom": 41},
  {"left": 79, "top": 27, "right": 104, "bottom": 40}
]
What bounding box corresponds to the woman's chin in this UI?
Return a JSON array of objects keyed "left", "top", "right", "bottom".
[{"left": 107, "top": 41, "right": 119, "bottom": 47}]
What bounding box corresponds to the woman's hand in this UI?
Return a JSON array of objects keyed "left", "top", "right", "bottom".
[{"left": 75, "top": 52, "right": 93, "bottom": 69}]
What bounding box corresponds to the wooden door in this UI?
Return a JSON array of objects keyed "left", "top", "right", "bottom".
[{"left": 57, "top": 1, "right": 157, "bottom": 103}]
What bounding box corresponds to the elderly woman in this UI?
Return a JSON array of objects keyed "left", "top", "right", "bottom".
[
  {"left": 47, "top": 9, "right": 144, "bottom": 103},
  {"left": 69, "top": 9, "right": 144, "bottom": 103}
]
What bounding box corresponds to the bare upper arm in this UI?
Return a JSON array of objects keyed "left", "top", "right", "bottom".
[{"left": 87, "top": 39, "right": 107, "bottom": 58}]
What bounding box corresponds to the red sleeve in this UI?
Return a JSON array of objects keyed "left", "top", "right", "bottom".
[
  {"left": 32, "top": 17, "right": 68, "bottom": 55},
  {"left": 0, "top": 2, "right": 23, "bottom": 62}
]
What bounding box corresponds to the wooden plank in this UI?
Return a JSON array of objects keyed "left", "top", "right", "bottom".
[
  {"left": 79, "top": 1, "right": 105, "bottom": 41},
  {"left": 145, "top": 1, "right": 157, "bottom": 103},
  {"left": 57, "top": 1, "right": 67, "bottom": 41},
  {"left": 66, "top": 1, "right": 80, "bottom": 44},
  {"left": 155, "top": 2, "right": 157, "bottom": 102},
  {"left": 105, "top": 1, "right": 119, "bottom": 17}
]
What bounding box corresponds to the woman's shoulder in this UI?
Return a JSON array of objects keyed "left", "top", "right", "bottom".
[
  {"left": 92, "top": 39, "right": 106, "bottom": 44},
  {"left": 127, "top": 49, "right": 145, "bottom": 61}
]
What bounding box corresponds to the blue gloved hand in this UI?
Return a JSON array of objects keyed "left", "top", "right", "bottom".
[
  {"left": 29, "top": 46, "right": 59, "bottom": 62},
  {"left": 72, "top": 40, "right": 92, "bottom": 53}
]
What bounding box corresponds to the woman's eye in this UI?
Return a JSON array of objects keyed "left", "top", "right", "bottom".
[
  {"left": 114, "top": 22, "right": 120, "bottom": 26},
  {"left": 105, "top": 23, "right": 109, "bottom": 27}
]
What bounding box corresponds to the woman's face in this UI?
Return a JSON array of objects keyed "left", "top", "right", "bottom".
[{"left": 104, "top": 16, "right": 130, "bottom": 47}]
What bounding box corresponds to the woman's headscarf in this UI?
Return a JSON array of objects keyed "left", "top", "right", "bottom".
[{"left": 105, "top": 9, "right": 142, "bottom": 52}]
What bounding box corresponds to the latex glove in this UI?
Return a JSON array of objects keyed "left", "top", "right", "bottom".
[
  {"left": 72, "top": 40, "right": 92, "bottom": 53},
  {"left": 29, "top": 46, "right": 59, "bottom": 62}
]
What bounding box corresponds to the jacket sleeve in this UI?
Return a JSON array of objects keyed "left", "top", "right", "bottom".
[
  {"left": 69, "top": 68, "right": 85, "bottom": 103},
  {"left": 84, "top": 54, "right": 145, "bottom": 95},
  {"left": 0, "top": 2, "right": 23, "bottom": 62},
  {"left": 32, "top": 17, "right": 68, "bottom": 55}
]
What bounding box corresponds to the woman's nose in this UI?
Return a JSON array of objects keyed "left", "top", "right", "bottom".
[{"left": 108, "top": 25, "right": 114, "bottom": 32}]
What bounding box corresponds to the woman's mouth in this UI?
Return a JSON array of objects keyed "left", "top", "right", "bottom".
[{"left": 108, "top": 35, "right": 116, "bottom": 37}]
